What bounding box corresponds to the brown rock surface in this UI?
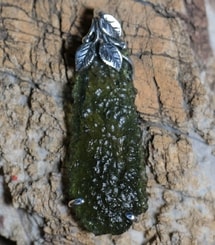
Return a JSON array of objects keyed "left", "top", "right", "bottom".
[{"left": 0, "top": 0, "right": 215, "bottom": 244}]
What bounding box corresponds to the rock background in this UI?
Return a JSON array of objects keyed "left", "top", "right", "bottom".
[{"left": 0, "top": 0, "right": 215, "bottom": 244}]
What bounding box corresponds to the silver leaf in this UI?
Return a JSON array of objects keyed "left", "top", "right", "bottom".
[
  {"left": 99, "top": 14, "right": 121, "bottom": 39},
  {"left": 75, "top": 42, "right": 96, "bottom": 71},
  {"left": 102, "top": 13, "right": 122, "bottom": 36},
  {"left": 99, "top": 43, "right": 122, "bottom": 71}
]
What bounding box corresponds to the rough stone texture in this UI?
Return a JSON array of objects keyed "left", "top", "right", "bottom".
[{"left": 0, "top": 0, "right": 215, "bottom": 244}]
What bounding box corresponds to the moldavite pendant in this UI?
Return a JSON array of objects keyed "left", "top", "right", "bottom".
[{"left": 66, "top": 12, "right": 148, "bottom": 235}]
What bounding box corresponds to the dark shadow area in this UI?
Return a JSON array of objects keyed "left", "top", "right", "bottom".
[
  {"left": 61, "top": 8, "right": 93, "bottom": 207},
  {"left": 0, "top": 168, "right": 16, "bottom": 244},
  {"left": 0, "top": 235, "right": 16, "bottom": 245},
  {"left": 61, "top": 8, "right": 94, "bottom": 70},
  {"left": 0, "top": 168, "right": 12, "bottom": 205}
]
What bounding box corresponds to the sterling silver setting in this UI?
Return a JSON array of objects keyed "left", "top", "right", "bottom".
[
  {"left": 68, "top": 198, "right": 85, "bottom": 207},
  {"left": 125, "top": 212, "right": 137, "bottom": 221},
  {"left": 75, "top": 12, "right": 130, "bottom": 72}
]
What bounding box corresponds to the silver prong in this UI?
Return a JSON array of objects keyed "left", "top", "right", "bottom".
[
  {"left": 122, "top": 55, "right": 133, "bottom": 70},
  {"left": 125, "top": 212, "right": 137, "bottom": 221},
  {"left": 68, "top": 198, "right": 85, "bottom": 207}
]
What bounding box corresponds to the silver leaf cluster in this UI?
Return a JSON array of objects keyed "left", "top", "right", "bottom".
[{"left": 75, "top": 12, "right": 129, "bottom": 72}]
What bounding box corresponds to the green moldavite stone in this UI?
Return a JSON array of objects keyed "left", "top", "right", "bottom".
[{"left": 66, "top": 58, "right": 148, "bottom": 235}]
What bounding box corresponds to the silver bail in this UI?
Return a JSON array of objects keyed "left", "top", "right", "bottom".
[{"left": 75, "top": 12, "right": 130, "bottom": 72}]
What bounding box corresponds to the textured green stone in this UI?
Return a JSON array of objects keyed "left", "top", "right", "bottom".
[{"left": 65, "top": 58, "right": 148, "bottom": 235}]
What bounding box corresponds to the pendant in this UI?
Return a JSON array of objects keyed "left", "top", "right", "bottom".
[{"left": 65, "top": 12, "right": 148, "bottom": 235}]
